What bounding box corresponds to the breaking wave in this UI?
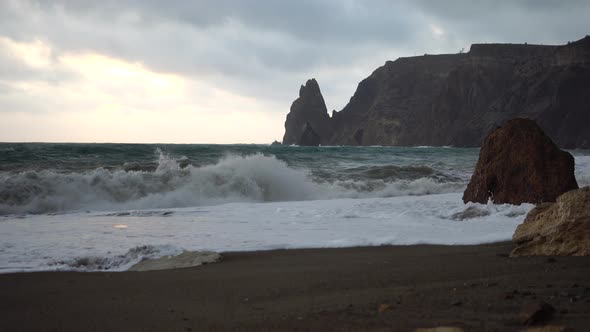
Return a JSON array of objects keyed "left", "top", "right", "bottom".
[{"left": 0, "top": 150, "right": 467, "bottom": 215}]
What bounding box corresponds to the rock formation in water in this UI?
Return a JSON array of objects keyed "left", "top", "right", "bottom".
[
  {"left": 282, "top": 79, "right": 331, "bottom": 146},
  {"left": 282, "top": 36, "right": 590, "bottom": 148},
  {"left": 512, "top": 186, "right": 590, "bottom": 256},
  {"left": 463, "top": 118, "right": 578, "bottom": 205}
]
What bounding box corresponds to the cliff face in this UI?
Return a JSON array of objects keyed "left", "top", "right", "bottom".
[{"left": 282, "top": 36, "right": 590, "bottom": 148}]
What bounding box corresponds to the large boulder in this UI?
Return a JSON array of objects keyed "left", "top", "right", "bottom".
[
  {"left": 511, "top": 187, "right": 590, "bottom": 256},
  {"left": 463, "top": 118, "right": 578, "bottom": 205}
]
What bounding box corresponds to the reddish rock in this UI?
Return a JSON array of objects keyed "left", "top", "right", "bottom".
[{"left": 463, "top": 118, "right": 578, "bottom": 205}]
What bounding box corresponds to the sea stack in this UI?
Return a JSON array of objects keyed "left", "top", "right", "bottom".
[
  {"left": 512, "top": 186, "right": 590, "bottom": 256},
  {"left": 282, "top": 79, "right": 332, "bottom": 146},
  {"left": 463, "top": 118, "right": 578, "bottom": 205}
]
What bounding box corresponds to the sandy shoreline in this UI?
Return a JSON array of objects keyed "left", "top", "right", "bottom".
[{"left": 1, "top": 242, "right": 589, "bottom": 331}]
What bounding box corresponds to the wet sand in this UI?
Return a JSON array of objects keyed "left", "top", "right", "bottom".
[{"left": 1, "top": 242, "right": 590, "bottom": 331}]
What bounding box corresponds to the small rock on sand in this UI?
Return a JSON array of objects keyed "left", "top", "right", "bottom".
[
  {"left": 519, "top": 302, "right": 555, "bottom": 325},
  {"left": 377, "top": 303, "right": 392, "bottom": 313},
  {"left": 415, "top": 327, "right": 464, "bottom": 332},
  {"left": 520, "top": 325, "right": 570, "bottom": 332}
]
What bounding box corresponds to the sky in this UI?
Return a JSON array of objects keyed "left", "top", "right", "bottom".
[{"left": 0, "top": 0, "right": 589, "bottom": 143}]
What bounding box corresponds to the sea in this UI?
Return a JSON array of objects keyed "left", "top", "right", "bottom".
[{"left": 1, "top": 143, "right": 589, "bottom": 273}]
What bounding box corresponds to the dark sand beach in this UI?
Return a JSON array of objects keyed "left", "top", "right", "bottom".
[{"left": 2, "top": 242, "right": 590, "bottom": 331}]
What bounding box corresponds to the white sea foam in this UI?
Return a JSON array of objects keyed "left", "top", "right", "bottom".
[
  {"left": 0, "top": 193, "right": 534, "bottom": 273},
  {"left": 574, "top": 154, "right": 590, "bottom": 186}
]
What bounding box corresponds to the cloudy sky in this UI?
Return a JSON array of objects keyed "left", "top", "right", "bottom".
[{"left": 1, "top": 0, "right": 588, "bottom": 143}]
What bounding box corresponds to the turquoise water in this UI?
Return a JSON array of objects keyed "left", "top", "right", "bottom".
[{"left": 0, "top": 143, "right": 478, "bottom": 177}]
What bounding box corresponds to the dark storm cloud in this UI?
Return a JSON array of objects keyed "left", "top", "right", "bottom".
[
  {"left": 0, "top": 0, "right": 589, "bottom": 111},
  {"left": 413, "top": 0, "right": 590, "bottom": 44},
  {"left": 0, "top": 0, "right": 421, "bottom": 76},
  {"left": 50, "top": 0, "right": 419, "bottom": 43}
]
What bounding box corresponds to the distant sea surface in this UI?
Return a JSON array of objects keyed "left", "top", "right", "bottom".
[{"left": 1, "top": 143, "right": 589, "bottom": 272}]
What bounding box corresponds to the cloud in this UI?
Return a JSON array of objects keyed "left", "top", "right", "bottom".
[
  {"left": 414, "top": 0, "right": 590, "bottom": 45},
  {"left": 0, "top": 0, "right": 588, "bottom": 142},
  {"left": 0, "top": 1, "right": 432, "bottom": 106}
]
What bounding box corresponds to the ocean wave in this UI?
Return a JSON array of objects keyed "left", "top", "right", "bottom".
[
  {"left": 0, "top": 150, "right": 467, "bottom": 215},
  {"left": 339, "top": 164, "right": 436, "bottom": 180},
  {"left": 330, "top": 177, "right": 465, "bottom": 198}
]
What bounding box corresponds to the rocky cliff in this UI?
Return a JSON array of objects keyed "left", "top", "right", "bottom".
[{"left": 282, "top": 36, "right": 590, "bottom": 148}]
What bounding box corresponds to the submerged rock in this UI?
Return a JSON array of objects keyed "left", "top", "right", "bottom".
[
  {"left": 129, "top": 251, "right": 222, "bottom": 271},
  {"left": 463, "top": 118, "right": 578, "bottom": 205},
  {"left": 450, "top": 206, "right": 491, "bottom": 221},
  {"left": 511, "top": 187, "right": 590, "bottom": 256}
]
